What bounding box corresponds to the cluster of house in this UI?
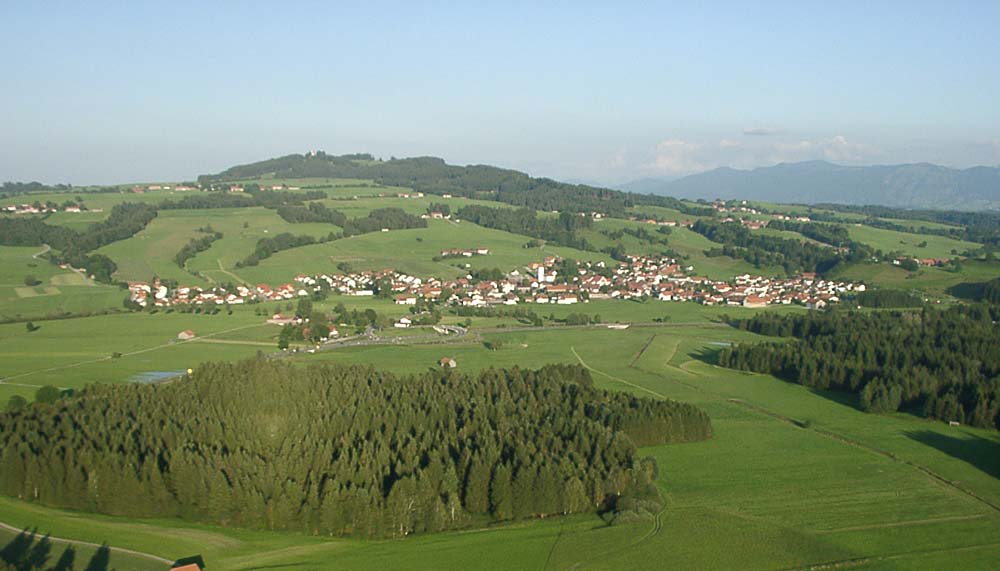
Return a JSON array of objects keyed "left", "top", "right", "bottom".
[
  {"left": 894, "top": 257, "right": 952, "bottom": 267},
  {"left": 629, "top": 216, "right": 693, "bottom": 227},
  {"left": 439, "top": 247, "right": 490, "bottom": 258},
  {"left": 716, "top": 217, "right": 769, "bottom": 230},
  {"left": 577, "top": 256, "right": 862, "bottom": 309},
  {"left": 2, "top": 204, "right": 99, "bottom": 214},
  {"left": 127, "top": 253, "right": 864, "bottom": 319},
  {"left": 712, "top": 200, "right": 814, "bottom": 223},
  {"left": 127, "top": 279, "right": 311, "bottom": 308},
  {"left": 712, "top": 200, "right": 761, "bottom": 214},
  {"left": 302, "top": 254, "right": 861, "bottom": 311}
]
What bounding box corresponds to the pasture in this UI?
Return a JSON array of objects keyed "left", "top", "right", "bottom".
[
  {"left": 235, "top": 219, "right": 614, "bottom": 283},
  {"left": 0, "top": 309, "right": 274, "bottom": 403},
  {"left": 0, "top": 246, "right": 124, "bottom": 320},
  {"left": 846, "top": 224, "right": 979, "bottom": 258},
  {"left": 833, "top": 259, "right": 1000, "bottom": 297}
]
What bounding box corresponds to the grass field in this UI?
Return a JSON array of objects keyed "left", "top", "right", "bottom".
[
  {"left": 2, "top": 320, "right": 997, "bottom": 569},
  {"left": 43, "top": 210, "right": 111, "bottom": 231},
  {"left": 0, "top": 246, "right": 124, "bottom": 320},
  {"left": 234, "top": 219, "right": 614, "bottom": 283},
  {"left": 95, "top": 208, "right": 337, "bottom": 286},
  {"left": 579, "top": 218, "right": 774, "bottom": 280},
  {"left": 833, "top": 259, "right": 1000, "bottom": 296},
  {"left": 846, "top": 225, "right": 980, "bottom": 258},
  {"left": 0, "top": 309, "right": 273, "bottom": 403}
]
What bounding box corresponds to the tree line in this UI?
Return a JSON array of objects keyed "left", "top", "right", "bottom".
[
  {"left": 811, "top": 203, "right": 1000, "bottom": 248},
  {"left": 0, "top": 359, "right": 711, "bottom": 538},
  {"left": 849, "top": 288, "right": 925, "bottom": 308},
  {"left": 0, "top": 203, "right": 157, "bottom": 282},
  {"left": 691, "top": 219, "right": 866, "bottom": 275},
  {"left": 717, "top": 305, "right": 1000, "bottom": 428},
  {"left": 764, "top": 219, "right": 852, "bottom": 247},
  {"left": 197, "top": 152, "right": 718, "bottom": 217},
  {"left": 456, "top": 206, "right": 597, "bottom": 251},
  {"left": 174, "top": 227, "right": 223, "bottom": 268}
]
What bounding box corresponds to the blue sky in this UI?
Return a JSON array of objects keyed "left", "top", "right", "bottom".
[{"left": 2, "top": 1, "right": 998, "bottom": 184}]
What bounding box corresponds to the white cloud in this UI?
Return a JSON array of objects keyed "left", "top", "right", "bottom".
[
  {"left": 774, "top": 135, "right": 877, "bottom": 163},
  {"left": 609, "top": 148, "right": 628, "bottom": 168},
  {"left": 743, "top": 127, "right": 783, "bottom": 136},
  {"left": 644, "top": 135, "right": 880, "bottom": 175},
  {"left": 651, "top": 139, "right": 707, "bottom": 174}
]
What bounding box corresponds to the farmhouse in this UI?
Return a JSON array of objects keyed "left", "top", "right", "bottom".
[
  {"left": 439, "top": 357, "right": 457, "bottom": 368},
  {"left": 176, "top": 330, "right": 196, "bottom": 341},
  {"left": 266, "top": 314, "right": 298, "bottom": 326}
]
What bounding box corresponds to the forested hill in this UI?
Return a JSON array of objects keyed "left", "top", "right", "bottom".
[
  {"left": 0, "top": 359, "right": 711, "bottom": 537},
  {"left": 198, "top": 152, "right": 713, "bottom": 217},
  {"left": 623, "top": 161, "right": 1000, "bottom": 210}
]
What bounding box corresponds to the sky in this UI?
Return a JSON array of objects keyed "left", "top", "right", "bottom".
[{"left": 2, "top": 1, "right": 999, "bottom": 185}]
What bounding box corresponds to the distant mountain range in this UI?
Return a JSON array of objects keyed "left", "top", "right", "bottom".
[{"left": 618, "top": 161, "right": 1000, "bottom": 210}]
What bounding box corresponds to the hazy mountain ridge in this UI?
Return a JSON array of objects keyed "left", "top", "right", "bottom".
[{"left": 620, "top": 161, "right": 1000, "bottom": 210}]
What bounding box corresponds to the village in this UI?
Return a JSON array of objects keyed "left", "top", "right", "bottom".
[
  {"left": 2, "top": 202, "right": 100, "bottom": 214},
  {"left": 127, "top": 253, "right": 866, "bottom": 322}
]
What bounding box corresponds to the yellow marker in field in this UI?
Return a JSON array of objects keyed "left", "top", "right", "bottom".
[{"left": 187, "top": 368, "right": 193, "bottom": 374}]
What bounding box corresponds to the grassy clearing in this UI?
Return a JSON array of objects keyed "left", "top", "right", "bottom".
[
  {"left": 0, "top": 246, "right": 123, "bottom": 320},
  {"left": 846, "top": 225, "right": 979, "bottom": 258},
  {"left": 43, "top": 210, "right": 110, "bottom": 231},
  {"left": 0, "top": 309, "right": 270, "bottom": 391}
]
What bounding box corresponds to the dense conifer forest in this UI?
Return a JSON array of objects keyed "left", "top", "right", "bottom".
[
  {"left": 717, "top": 305, "right": 1000, "bottom": 428},
  {"left": 0, "top": 360, "right": 711, "bottom": 537}
]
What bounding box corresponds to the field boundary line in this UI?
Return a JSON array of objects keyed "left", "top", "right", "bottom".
[
  {"left": 0, "top": 520, "right": 173, "bottom": 566},
  {"left": 628, "top": 334, "right": 657, "bottom": 367},
  {"left": 778, "top": 540, "right": 1000, "bottom": 571},
  {"left": 570, "top": 347, "right": 666, "bottom": 399},
  {"left": 215, "top": 259, "right": 246, "bottom": 284},
  {"left": 813, "top": 513, "right": 987, "bottom": 534}
]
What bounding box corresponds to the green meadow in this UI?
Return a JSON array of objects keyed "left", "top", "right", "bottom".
[
  {"left": 0, "top": 309, "right": 273, "bottom": 404},
  {"left": 0, "top": 246, "right": 124, "bottom": 320},
  {"left": 833, "top": 259, "right": 1000, "bottom": 296},
  {"left": 846, "top": 224, "right": 979, "bottom": 258},
  {"left": 235, "top": 219, "right": 614, "bottom": 283}
]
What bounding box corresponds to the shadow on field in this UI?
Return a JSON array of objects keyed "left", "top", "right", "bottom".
[
  {"left": 945, "top": 281, "right": 988, "bottom": 301},
  {"left": 0, "top": 528, "right": 95, "bottom": 571},
  {"left": 905, "top": 430, "right": 1000, "bottom": 479},
  {"left": 691, "top": 346, "right": 721, "bottom": 366}
]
